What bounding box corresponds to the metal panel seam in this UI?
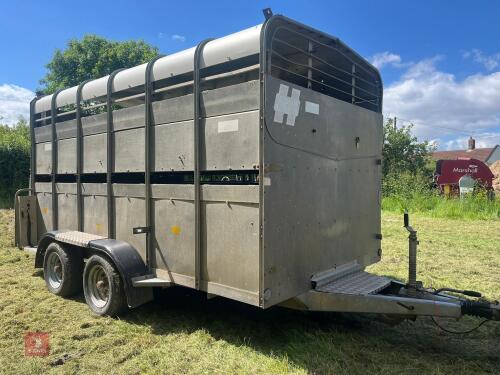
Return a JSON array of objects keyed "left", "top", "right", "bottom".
[
  {"left": 76, "top": 80, "right": 91, "bottom": 232},
  {"left": 50, "top": 90, "right": 63, "bottom": 230},
  {"left": 106, "top": 69, "right": 125, "bottom": 238},
  {"left": 193, "top": 38, "right": 213, "bottom": 290},
  {"left": 145, "top": 55, "right": 165, "bottom": 269}
]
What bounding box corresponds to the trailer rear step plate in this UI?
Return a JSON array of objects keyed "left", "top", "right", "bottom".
[
  {"left": 132, "top": 277, "right": 171, "bottom": 287},
  {"left": 316, "top": 271, "right": 390, "bottom": 295}
]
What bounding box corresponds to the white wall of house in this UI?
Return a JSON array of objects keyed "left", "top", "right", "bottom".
[{"left": 486, "top": 145, "right": 500, "bottom": 165}]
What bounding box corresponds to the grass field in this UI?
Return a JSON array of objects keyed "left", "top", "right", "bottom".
[
  {"left": 0, "top": 209, "right": 499, "bottom": 374},
  {"left": 382, "top": 194, "right": 500, "bottom": 221}
]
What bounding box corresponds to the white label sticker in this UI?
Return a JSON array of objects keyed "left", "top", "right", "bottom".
[
  {"left": 263, "top": 177, "right": 271, "bottom": 186},
  {"left": 305, "top": 101, "right": 319, "bottom": 115},
  {"left": 218, "top": 120, "right": 239, "bottom": 133},
  {"left": 44, "top": 143, "right": 52, "bottom": 151},
  {"left": 274, "top": 84, "right": 301, "bottom": 126}
]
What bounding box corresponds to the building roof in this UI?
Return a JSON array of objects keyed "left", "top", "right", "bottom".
[{"left": 432, "top": 147, "right": 496, "bottom": 162}]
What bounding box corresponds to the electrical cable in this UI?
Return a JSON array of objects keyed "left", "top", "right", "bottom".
[
  {"left": 382, "top": 115, "right": 475, "bottom": 136},
  {"left": 431, "top": 316, "right": 490, "bottom": 334}
]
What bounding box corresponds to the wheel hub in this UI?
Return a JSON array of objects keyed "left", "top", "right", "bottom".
[
  {"left": 46, "top": 252, "right": 63, "bottom": 289},
  {"left": 87, "top": 264, "right": 110, "bottom": 308}
]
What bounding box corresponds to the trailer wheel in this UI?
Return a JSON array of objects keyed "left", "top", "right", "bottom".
[
  {"left": 83, "top": 255, "right": 127, "bottom": 316},
  {"left": 43, "top": 242, "right": 82, "bottom": 297}
]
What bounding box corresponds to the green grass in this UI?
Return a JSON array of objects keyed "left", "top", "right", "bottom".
[
  {"left": 0, "top": 209, "right": 499, "bottom": 374},
  {"left": 382, "top": 194, "right": 500, "bottom": 220}
]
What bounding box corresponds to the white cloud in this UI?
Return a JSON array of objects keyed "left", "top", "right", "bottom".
[
  {"left": 0, "top": 84, "right": 34, "bottom": 125},
  {"left": 171, "top": 34, "right": 186, "bottom": 42},
  {"left": 370, "top": 52, "right": 402, "bottom": 69},
  {"left": 463, "top": 49, "right": 500, "bottom": 71},
  {"left": 444, "top": 133, "right": 500, "bottom": 151},
  {"left": 383, "top": 56, "right": 500, "bottom": 149}
]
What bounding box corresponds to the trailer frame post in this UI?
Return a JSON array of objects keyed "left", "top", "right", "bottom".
[
  {"left": 351, "top": 63, "right": 356, "bottom": 104},
  {"left": 50, "top": 89, "right": 62, "bottom": 230},
  {"left": 144, "top": 55, "right": 164, "bottom": 269},
  {"left": 76, "top": 80, "right": 91, "bottom": 232},
  {"left": 29, "top": 98, "right": 37, "bottom": 196},
  {"left": 106, "top": 69, "right": 125, "bottom": 239},
  {"left": 193, "top": 38, "right": 213, "bottom": 290}
]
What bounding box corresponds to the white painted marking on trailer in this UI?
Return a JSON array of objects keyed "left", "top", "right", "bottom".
[
  {"left": 44, "top": 143, "right": 52, "bottom": 151},
  {"left": 263, "top": 177, "right": 271, "bottom": 186},
  {"left": 273, "top": 84, "right": 301, "bottom": 126},
  {"left": 305, "top": 101, "right": 319, "bottom": 115},
  {"left": 218, "top": 119, "right": 239, "bottom": 133}
]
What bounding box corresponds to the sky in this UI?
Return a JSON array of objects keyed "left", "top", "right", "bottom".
[{"left": 1, "top": 0, "right": 499, "bottom": 150}]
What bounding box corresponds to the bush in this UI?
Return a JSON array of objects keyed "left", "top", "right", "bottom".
[
  {"left": 0, "top": 119, "right": 30, "bottom": 208},
  {"left": 382, "top": 171, "right": 433, "bottom": 199},
  {"left": 381, "top": 173, "right": 500, "bottom": 220},
  {"left": 382, "top": 193, "right": 500, "bottom": 220}
]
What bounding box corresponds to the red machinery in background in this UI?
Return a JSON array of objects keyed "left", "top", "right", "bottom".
[{"left": 435, "top": 158, "right": 494, "bottom": 195}]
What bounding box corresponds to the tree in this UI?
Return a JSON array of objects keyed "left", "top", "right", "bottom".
[
  {"left": 381, "top": 118, "right": 436, "bottom": 197},
  {"left": 39, "top": 35, "right": 159, "bottom": 94},
  {"left": 382, "top": 118, "right": 435, "bottom": 177},
  {"left": 0, "top": 118, "right": 30, "bottom": 208}
]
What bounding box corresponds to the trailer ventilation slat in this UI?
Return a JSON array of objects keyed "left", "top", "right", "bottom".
[{"left": 269, "top": 25, "right": 382, "bottom": 113}]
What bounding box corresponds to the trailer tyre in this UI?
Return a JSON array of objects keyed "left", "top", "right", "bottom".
[
  {"left": 83, "top": 255, "right": 127, "bottom": 316},
  {"left": 43, "top": 242, "right": 83, "bottom": 297}
]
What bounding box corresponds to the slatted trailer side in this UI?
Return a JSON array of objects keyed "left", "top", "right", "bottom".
[
  {"left": 31, "top": 24, "right": 264, "bottom": 307},
  {"left": 16, "top": 13, "right": 499, "bottom": 323}
]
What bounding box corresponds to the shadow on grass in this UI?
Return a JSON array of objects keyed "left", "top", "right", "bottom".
[
  {"left": 115, "top": 286, "right": 499, "bottom": 373},
  {"left": 32, "top": 269, "right": 43, "bottom": 278},
  {"left": 28, "top": 266, "right": 500, "bottom": 372}
]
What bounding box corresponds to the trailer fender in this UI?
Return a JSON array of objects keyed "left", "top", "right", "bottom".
[
  {"left": 87, "top": 239, "right": 153, "bottom": 308},
  {"left": 34, "top": 231, "right": 66, "bottom": 268},
  {"left": 35, "top": 232, "right": 153, "bottom": 309}
]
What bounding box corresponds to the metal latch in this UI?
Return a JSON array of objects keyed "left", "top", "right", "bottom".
[{"left": 133, "top": 226, "right": 150, "bottom": 234}]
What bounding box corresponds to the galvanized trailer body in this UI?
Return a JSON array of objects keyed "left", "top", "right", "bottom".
[
  {"left": 27, "top": 15, "right": 383, "bottom": 309},
  {"left": 16, "top": 14, "right": 500, "bottom": 322}
]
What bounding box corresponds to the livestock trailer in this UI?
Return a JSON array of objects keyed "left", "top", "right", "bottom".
[{"left": 15, "top": 12, "right": 499, "bottom": 322}]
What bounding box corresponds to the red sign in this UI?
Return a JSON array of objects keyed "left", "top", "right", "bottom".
[
  {"left": 435, "top": 158, "right": 494, "bottom": 188},
  {"left": 24, "top": 332, "right": 50, "bottom": 357}
]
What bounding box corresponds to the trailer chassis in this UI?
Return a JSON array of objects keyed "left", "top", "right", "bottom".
[{"left": 281, "top": 282, "right": 500, "bottom": 322}]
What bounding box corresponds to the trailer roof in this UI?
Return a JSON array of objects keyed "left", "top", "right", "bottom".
[
  {"left": 34, "top": 15, "right": 382, "bottom": 115},
  {"left": 34, "top": 24, "right": 263, "bottom": 113}
]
